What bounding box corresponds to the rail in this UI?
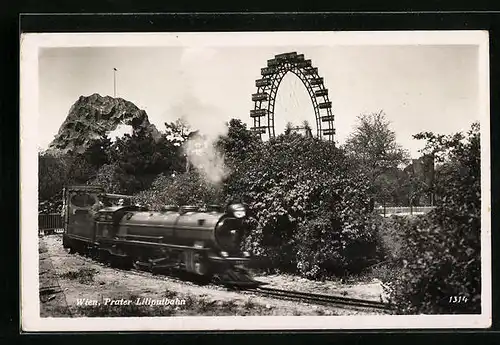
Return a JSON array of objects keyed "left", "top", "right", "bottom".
[{"left": 247, "top": 286, "right": 393, "bottom": 312}]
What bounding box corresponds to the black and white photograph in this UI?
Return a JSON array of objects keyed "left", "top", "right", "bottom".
[{"left": 20, "top": 31, "right": 491, "bottom": 331}]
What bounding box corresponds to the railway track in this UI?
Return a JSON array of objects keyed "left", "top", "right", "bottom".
[
  {"left": 44, "top": 234, "right": 394, "bottom": 313},
  {"left": 242, "top": 286, "right": 394, "bottom": 313},
  {"left": 80, "top": 253, "right": 394, "bottom": 313}
]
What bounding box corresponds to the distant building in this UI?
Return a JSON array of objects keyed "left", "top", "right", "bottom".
[
  {"left": 285, "top": 123, "right": 313, "bottom": 138},
  {"left": 291, "top": 126, "right": 313, "bottom": 138}
]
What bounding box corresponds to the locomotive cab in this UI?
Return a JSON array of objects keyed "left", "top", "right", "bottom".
[{"left": 62, "top": 185, "right": 105, "bottom": 251}]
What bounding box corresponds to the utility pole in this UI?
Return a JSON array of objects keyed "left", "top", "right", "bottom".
[{"left": 113, "top": 68, "right": 117, "bottom": 97}]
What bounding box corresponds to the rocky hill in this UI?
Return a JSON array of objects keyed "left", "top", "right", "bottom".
[{"left": 48, "top": 93, "right": 161, "bottom": 154}]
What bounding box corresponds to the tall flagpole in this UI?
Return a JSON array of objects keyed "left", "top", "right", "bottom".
[{"left": 113, "top": 68, "right": 117, "bottom": 97}]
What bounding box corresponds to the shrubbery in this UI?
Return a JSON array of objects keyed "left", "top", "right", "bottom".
[
  {"left": 221, "top": 132, "right": 381, "bottom": 277},
  {"left": 134, "top": 171, "right": 224, "bottom": 210},
  {"left": 382, "top": 123, "right": 481, "bottom": 314}
]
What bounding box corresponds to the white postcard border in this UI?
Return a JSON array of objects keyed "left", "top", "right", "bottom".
[{"left": 20, "top": 30, "right": 492, "bottom": 332}]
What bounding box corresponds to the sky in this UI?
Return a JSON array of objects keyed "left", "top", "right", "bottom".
[{"left": 38, "top": 43, "right": 480, "bottom": 158}]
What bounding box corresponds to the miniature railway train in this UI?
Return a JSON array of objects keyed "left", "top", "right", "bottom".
[{"left": 61, "top": 185, "right": 259, "bottom": 287}]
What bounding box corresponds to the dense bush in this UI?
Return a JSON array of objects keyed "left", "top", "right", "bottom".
[
  {"left": 385, "top": 123, "right": 481, "bottom": 314},
  {"left": 221, "top": 132, "right": 380, "bottom": 277},
  {"left": 294, "top": 212, "right": 382, "bottom": 279},
  {"left": 133, "top": 170, "right": 224, "bottom": 210},
  {"left": 38, "top": 191, "right": 64, "bottom": 214},
  {"left": 373, "top": 215, "right": 408, "bottom": 262}
]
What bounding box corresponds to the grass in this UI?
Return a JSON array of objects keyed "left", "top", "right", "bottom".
[
  {"left": 61, "top": 267, "right": 99, "bottom": 284},
  {"left": 39, "top": 240, "right": 48, "bottom": 254}
]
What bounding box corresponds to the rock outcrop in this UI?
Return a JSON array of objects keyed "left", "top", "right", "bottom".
[{"left": 48, "top": 93, "right": 161, "bottom": 154}]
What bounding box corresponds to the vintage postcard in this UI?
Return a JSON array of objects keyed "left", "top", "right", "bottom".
[{"left": 20, "top": 30, "right": 491, "bottom": 331}]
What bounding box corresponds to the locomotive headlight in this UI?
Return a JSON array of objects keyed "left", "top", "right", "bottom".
[
  {"left": 228, "top": 204, "right": 246, "bottom": 219},
  {"left": 234, "top": 210, "right": 246, "bottom": 218}
]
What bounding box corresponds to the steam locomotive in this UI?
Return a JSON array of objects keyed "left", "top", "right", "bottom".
[{"left": 61, "top": 185, "right": 259, "bottom": 287}]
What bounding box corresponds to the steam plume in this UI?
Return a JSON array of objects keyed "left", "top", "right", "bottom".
[
  {"left": 183, "top": 133, "right": 229, "bottom": 185},
  {"left": 166, "top": 46, "right": 232, "bottom": 185}
]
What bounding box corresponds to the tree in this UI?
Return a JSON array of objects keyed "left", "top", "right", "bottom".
[
  {"left": 39, "top": 149, "right": 99, "bottom": 199},
  {"left": 344, "top": 111, "right": 410, "bottom": 204},
  {"left": 284, "top": 122, "right": 294, "bottom": 135},
  {"left": 216, "top": 118, "right": 261, "bottom": 167},
  {"left": 164, "top": 118, "right": 193, "bottom": 146},
  {"left": 82, "top": 135, "right": 112, "bottom": 168},
  {"left": 38, "top": 151, "right": 71, "bottom": 201},
  {"left": 38, "top": 149, "right": 97, "bottom": 212},
  {"left": 302, "top": 120, "right": 313, "bottom": 138},
  {"left": 388, "top": 122, "right": 481, "bottom": 314},
  {"left": 107, "top": 128, "right": 184, "bottom": 194},
  {"left": 87, "top": 163, "right": 123, "bottom": 194}
]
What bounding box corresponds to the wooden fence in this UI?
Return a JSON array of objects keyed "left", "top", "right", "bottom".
[
  {"left": 38, "top": 213, "right": 64, "bottom": 235},
  {"left": 375, "top": 206, "right": 436, "bottom": 217}
]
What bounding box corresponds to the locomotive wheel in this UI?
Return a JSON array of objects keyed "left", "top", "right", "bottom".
[
  {"left": 212, "top": 275, "right": 222, "bottom": 285},
  {"left": 98, "top": 249, "right": 110, "bottom": 263},
  {"left": 195, "top": 274, "right": 213, "bottom": 286},
  {"left": 108, "top": 254, "right": 132, "bottom": 269},
  {"left": 90, "top": 247, "right": 99, "bottom": 260},
  {"left": 120, "top": 257, "right": 133, "bottom": 270},
  {"left": 75, "top": 245, "right": 83, "bottom": 255},
  {"left": 109, "top": 255, "right": 119, "bottom": 268},
  {"left": 68, "top": 246, "right": 76, "bottom": 254}
]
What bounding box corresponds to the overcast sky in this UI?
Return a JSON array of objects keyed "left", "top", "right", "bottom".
[{"left": 38, "top": 43, "right": 480, "bottom": 158}]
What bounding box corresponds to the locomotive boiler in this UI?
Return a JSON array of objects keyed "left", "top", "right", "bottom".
[{"left": 61, "top": 185, "right": 258, "bottom": 286}]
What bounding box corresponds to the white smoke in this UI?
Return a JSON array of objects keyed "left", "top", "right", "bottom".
[
  {"left": 168, "top": 46, "right": 231, "bottom": 185},
  {"left": 183, "top": 133, "right": 229, "bottom": 185}
]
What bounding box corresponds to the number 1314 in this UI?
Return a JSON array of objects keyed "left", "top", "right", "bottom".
[{"left": 449, "top": 296, "right": 468, "bottom": 303}]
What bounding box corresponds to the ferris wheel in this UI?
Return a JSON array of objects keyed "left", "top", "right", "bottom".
[{"left": 250, "top": 52, "right": 335, "bottom": 141}]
